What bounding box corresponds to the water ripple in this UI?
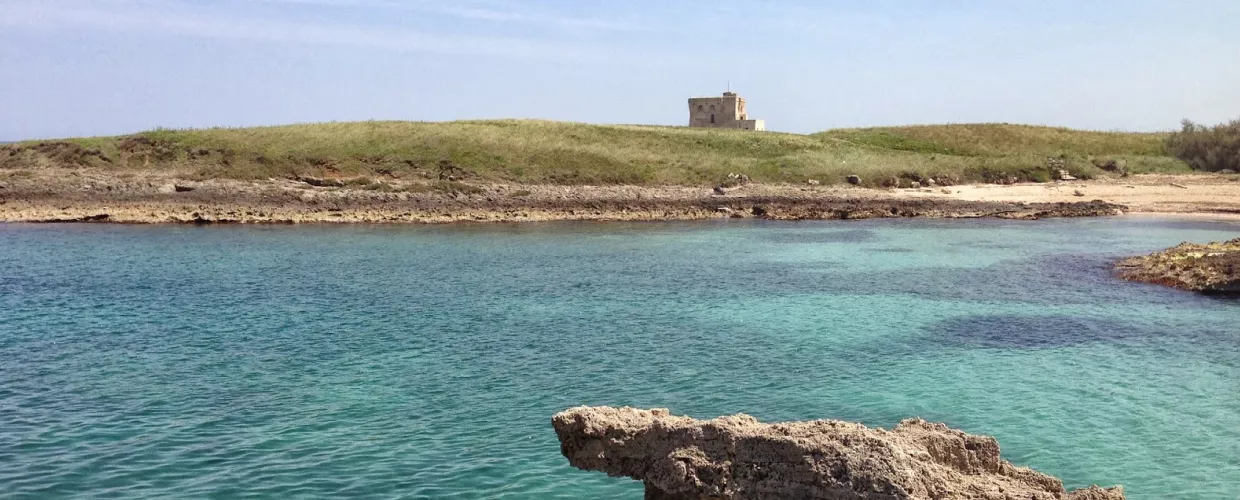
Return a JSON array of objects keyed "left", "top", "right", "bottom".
[{"left": 1, "top": 219, "right": 1238, "bottom": 499}]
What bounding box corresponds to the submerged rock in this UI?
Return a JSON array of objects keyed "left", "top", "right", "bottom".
[
  {"left": 552, "top": 406, "right": 1124, "bottom": 500},
  {"left": 1116, "top": 238, "right": 1240, "bottom": 294}
]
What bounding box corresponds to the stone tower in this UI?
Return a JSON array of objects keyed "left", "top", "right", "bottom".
[{"left": 687, "top": 92, "right": 765, "bottom": 131}]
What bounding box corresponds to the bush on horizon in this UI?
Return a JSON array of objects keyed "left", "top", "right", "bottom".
[{"left": 1164, "top": 118, "right": 1240, "bottom": 172}]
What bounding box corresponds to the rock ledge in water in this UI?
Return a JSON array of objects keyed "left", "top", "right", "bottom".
[
  {"left": 552, "top": 406, "right": 1124, "bottom": 500},
  {"left": 1116, "top": 238, "right": 1240, "bottom": 294}
]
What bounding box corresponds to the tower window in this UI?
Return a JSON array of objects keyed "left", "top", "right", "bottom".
[
  {"left": 697, "top": 104, "right": 703, "bottom": 111},
  {"left": 710, "top": 114, "right": 715, "bottom": 124}
]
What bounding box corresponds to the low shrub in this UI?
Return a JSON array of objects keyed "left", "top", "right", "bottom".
[
  {"left": 1164, "top": 118, "right": 1240, "bottom": 172},
  {"left": 344, "top": 176, "right": 376, "bottom": 187},
  {"left": 1, "top": 169, "right": 35, "bottom": 179},
  {"left": 433, "top": 180, "right": 484, "bottom": 195}
]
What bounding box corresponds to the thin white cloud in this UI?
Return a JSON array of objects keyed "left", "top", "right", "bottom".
[
  {"left": 0, "top": 0, "right": 595, "bottom": 60},
  {"left": 244, "top": 0, "right": 648, "bottom": 31}
]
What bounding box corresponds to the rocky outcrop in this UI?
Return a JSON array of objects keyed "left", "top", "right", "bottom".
[
  {"left": 1116, "top": 238, "right": 1240, "bottom": 294},
  {"left": 552, "top": 406, "right": 1124, "bottom": 500},
  {"left": 745, "top": 199, "right": 1124, "bottom": 221},
  {"left": 0, "top": 168, "right": 1132, "bottom": 224}
]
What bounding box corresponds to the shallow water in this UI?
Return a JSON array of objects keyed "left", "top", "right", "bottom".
[{"left": 1, "top": 217, "right": 1238, "bottom": 499}]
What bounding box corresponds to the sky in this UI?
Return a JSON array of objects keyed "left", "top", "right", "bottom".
[{"left": 1, "top": 0, "right": 1238, "bottom": 140}]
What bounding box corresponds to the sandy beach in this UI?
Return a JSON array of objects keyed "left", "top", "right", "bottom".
[{"left": 927, "top": 174, "right": 1240, "bottom": 216}]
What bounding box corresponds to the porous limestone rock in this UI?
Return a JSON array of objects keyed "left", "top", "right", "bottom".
[
  {"left": 552, "top": 406, "right": 1124, "bottom": 500},
  {"left": 1116, "top": 238, "right": 1240, "bottom": 294}
]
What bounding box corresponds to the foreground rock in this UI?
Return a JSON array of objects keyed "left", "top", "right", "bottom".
[
  {"left": 552, "top": 406, "right": 1123, "bottom": 500},
  {"left": 1116, "top": 238, "right": 1240, "bottom": 294}
]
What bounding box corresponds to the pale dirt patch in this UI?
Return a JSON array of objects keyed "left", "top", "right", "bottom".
[{"left": 894, "top": 174, "right": 1240, "bottom": 215}]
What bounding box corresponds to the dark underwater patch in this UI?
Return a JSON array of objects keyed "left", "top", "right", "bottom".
[
  {"left": 727, "top": 252, "right": 1114, "bottom": 305},
  {"left": 764, "top": 229, "right": 875, "bottom": 244},
  {"left": 914, "top": 312, "right": 1240, "bottom": 352},
  {"left": 1113, "top": 219, "right": 1240, "bottom": 233},
  {"left": 736, "top": 251, "right": 1200, "bottom": 308},
  {"left": 923, "top": 314, "right": 1144, "bottom": 349},
  {"left": 948, "top": 241, "right": 1021, "bottom": 250}
]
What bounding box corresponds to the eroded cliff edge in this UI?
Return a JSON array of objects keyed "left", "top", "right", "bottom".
[
  {"left": 552, "top": 406, "right": 1124, "bottom": 500},
  {"left": 1116, "top": 238, "right": 1240, "bottom": 294}
]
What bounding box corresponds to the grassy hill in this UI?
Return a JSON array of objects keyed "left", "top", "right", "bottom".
[{"left": 0, "top": 120, "right": 1188, "bottom": 186}]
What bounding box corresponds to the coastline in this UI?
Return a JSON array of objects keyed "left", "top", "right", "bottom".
[
  {"left": 0, "top": 199, "right": 1127, "bottom": 224},
  {"left": 2, "top": 170, "right": 1238, "bottom": 224}
]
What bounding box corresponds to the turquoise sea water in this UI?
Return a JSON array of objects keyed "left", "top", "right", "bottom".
[{"left": 2, "top": 217, "right": 1239, "bottom": 499}]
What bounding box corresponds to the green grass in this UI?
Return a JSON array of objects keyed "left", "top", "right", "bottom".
[
  {"left": 816, "top": 123, "right": 1167, "bottom": 156},
  {"left": 0, "top": 120, "right": 1191, "bottom": 186}
]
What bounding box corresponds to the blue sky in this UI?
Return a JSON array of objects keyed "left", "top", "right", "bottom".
[{"left": 1, "top": 0, "right": 1238, "bottom": 139}]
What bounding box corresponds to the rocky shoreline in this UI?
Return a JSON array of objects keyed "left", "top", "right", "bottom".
[
  {"left": 552, "top": 406, "right": 1124, "bottom": 500},
  {"left": 0, "top": 170, "right": 1126, "bottom": 224},
  {"left": 1116, "top": 239, "right": 1240, "bottom": 294}
]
